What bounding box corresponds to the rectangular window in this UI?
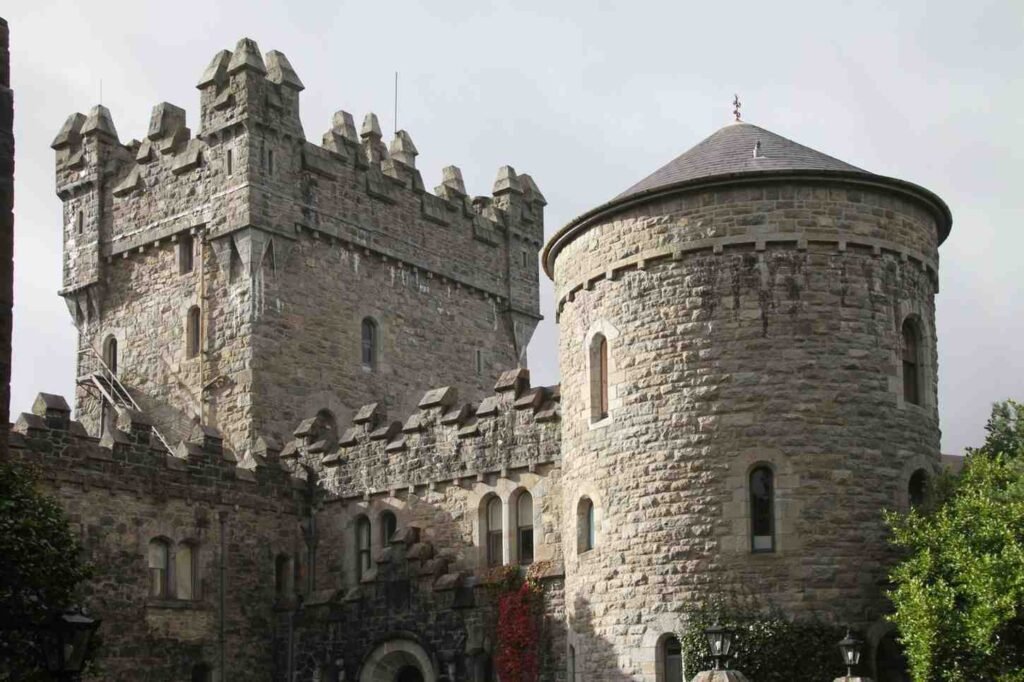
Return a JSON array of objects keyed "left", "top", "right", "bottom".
[
  {"left": 518, "top": 527, "right": 534, "bottom": 565},
  {"left": 476, "top": 349, "right": 483, "bottom": 376},
  {"left": 226, "top": 149, "right": 233, "bottom": 175},
  {"left": 268, "top": 149, "right": 274, "bottom": 176},
  {"left": 175, "top": 545, "right": 196, "bottom": 600},
  {"left": 522, "top": 250, "right": 529, "bottom": 268},
  {"left": 487, "top": 530, "right": 503, "bottom": 567},
  {"left": 179, "top": 233, "right": 194, "bottom": 274}
]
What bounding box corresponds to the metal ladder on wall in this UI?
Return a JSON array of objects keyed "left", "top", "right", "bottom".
[{"left": 77, "top": 346, "right": 174, "bottom": 453}]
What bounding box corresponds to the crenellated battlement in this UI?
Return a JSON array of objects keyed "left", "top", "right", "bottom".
[
  {"left": 9, "top": 392, "right": 304, "bottom": 512},
  {"left": 279, "top": 368, "right": 561, "bottom": 498}
]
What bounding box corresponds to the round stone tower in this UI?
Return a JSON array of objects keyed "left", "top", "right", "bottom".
[{"left": 542, "top": 119, "right": 952, "bottom": 680}]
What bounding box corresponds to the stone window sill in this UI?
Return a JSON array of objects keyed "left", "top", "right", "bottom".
[{"left": 588, "top": 415, "right": 613, "bottom": 431}]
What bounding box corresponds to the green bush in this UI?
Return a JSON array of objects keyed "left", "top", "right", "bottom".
[
  {"left": 887, "top": 400, "right": 1024, "bottom": 682},
  {"left": 679, "top": 594, "right": 848, "bottom": 682}
]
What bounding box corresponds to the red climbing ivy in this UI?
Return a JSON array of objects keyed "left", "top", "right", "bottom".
[{"left": 493, "top": 572, "right": 543, "bottom": 682}]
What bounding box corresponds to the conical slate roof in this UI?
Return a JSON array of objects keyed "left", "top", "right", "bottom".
[{"left": 616, "top": 120, "right": 864, "bottom": 200}]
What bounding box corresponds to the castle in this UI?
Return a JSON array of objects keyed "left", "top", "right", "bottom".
[{"left": 7, "top": 34, "right": 952, "bottom": 682}]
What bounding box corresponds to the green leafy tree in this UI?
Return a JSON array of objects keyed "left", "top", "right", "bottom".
[
  {"left": 0, "top": 458, "right": 93, "bottom": 680},
  {"left": 887, "top": 400, "right": 1024, "bottom": 682}
]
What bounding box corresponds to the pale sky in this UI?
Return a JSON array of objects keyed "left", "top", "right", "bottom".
[{"left": 5, "top": 0, "right": 1022, "bottom": 454}]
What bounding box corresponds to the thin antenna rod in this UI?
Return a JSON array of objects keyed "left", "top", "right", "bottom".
[{"left": 394, "top": 71, "right": 399, "bottom": 135}]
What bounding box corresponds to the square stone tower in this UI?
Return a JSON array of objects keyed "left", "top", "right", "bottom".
[{"left": 52, "top": 37, "right": 545, "bottom": 454}]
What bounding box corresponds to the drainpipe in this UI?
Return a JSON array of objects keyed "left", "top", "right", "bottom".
[{"left": 218, "top": 509, "right": 228, "bottom": 681}]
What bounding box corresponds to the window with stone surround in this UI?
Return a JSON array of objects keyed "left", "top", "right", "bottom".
[
  {"left": 102, "top": 335, "right": 118, "bottom": 375},
  {"left": 589, "top": 334, "right": 609, "bottom": 422},
  {"left": 657, "top": 634, "right": 684, "bottom": 682},
  {"left": 186, "top": 306, "right": 201, "bottom": 359},
  {"left": 356, "top": 516, "right": 372, "bottom": 580},
  {"left": 908, "top": 469, "right": 928, "bottom": 508},
  {"left": 577, "top": 497, "right": 595, "bottom": 553},
  {"left": 750, "top": 465, "right": 775, "bottom": 552},
  {"left": 902, "top": 318, "right": 921, "bottom": 405},
  {"left": 516, "top": 491, "right": 534, "bottom": 565},
  {"left": 380, "top": 510, "right": 397, "bottom": 546},
  {"left": 148, "top": 538, "right": 170, "bottom": 598},
  {"left": 75, "top": 210, "right": 83, "bottom": 235},
  {"left": 226, "top": 148, "right": 233, "bottom": 175},
  {"left": 361, "top": 317, "right": 379, "bottom": 371},
  {"left": 175, "top": 541, "right": 198, "bottom": 600},
  {"left": 484, "top": 495, "right": 503, "bottom": 567}
]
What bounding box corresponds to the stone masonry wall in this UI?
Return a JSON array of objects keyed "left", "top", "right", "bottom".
[
  {"left": 551, "top": 181, "right": 943, "bottom": 680},
  {"left": 54, "top": 37, "right": 545, "bottom": 453},
  {"left": 278, "top": 369, "right": 566, "bottom": 680},
  {"left": 8, "top": 394, "right": 307, "bottom": 681}
]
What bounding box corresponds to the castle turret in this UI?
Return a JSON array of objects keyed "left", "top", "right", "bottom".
[{"left": 543, "top": 118, "right": 951, "bottom": 679}]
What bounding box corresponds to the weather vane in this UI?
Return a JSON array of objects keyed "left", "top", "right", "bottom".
[{"left": 733, "top": 94, "right": 742, "bottom": 122}]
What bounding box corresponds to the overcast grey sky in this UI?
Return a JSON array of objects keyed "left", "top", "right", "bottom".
[{"left": 5, "top": 0, "right": 1022, "bottom": 454}]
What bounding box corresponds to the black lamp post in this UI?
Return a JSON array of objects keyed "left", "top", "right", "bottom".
[
  {"left": 838, "top": 629, "right": 863, "bottom": 679},
  {"left": 704, "top": 622, "right": 736, "bottom": 671},
  {"left": 40, "top": 608, "right": 100, "bottom": 681}
]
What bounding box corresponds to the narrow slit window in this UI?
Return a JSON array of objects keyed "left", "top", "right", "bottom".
[
  {"left": 268, "top": 149, "right": 274, "bottom": 176},
  {"left": 750, "top": 466, "right": 775, "bottom": 552},
  {"left": 179, "top": 233, "right": 194, "bottom": 274},
  {"left": 380, "top": 511, "right": 397, "bottom": 546},
  {"left": 274, "top": 553, "right": 294, "bottom": 601},
  {"left": 516, "top": 491, "right": 534, "bottom": 565},
  {"left": 103, "top": 335, "right": 118, "bottom": 375},
  {"left": 476, "top": 349, "right": 483, "bottom": 376},
  {"left": 361, "top": 317, "right": 378, "bottom": 370},
  {"left": 148, "top": 539, "right": 170, "bottom": 598},
  {"left": 578, "top": 497, "right": 595, "bottom": 553},
  {"left": 355, "top": 516, "right": 372, "bottom": 580},
  {"left": 226, "top": 149, "right": 233, "bottom": 175},
  {"left": 186, "top": 306, "right": 201, "bottom": 359},
  {"left": 76, "top": 211, "right": 83, "bottom": 235},
  {"left": 590, "top": 334, "right": 610, "bottom": 422},
  {"left": 486, "top": 496, "right": 503, "bottom": 567},
  {"left": 902, "top": 319, "right": 921, "bottom": 405},
  {"left": 175, "top": 542, "right": 197, "bottom": 600}
]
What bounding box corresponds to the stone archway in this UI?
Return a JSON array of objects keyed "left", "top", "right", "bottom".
[{"left": 358, "top": 638, "right": 436, "bottom": 682}]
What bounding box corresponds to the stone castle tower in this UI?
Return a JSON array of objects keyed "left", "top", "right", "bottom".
[
  {"left": 51, "top": 37, "right": 545, "bottom": 454},
  {"left": 543, "top": 117, "right": 951, "bottom": 678}
]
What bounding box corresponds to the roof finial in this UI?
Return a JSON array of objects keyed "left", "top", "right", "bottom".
[{"left": 733, "top": 94, "right": 742, "bottom": 122}]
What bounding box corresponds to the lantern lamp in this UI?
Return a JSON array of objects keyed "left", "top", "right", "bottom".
[{"left": 704, "top": 622, "right": 736, "bottom": 670}]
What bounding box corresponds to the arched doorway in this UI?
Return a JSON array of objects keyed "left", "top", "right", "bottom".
[
  {"left": 396, "top": 666, "right": 424, "bottom": 682},
  {"left": 358, "top": 638, "right": 436, "bottom": 682}
]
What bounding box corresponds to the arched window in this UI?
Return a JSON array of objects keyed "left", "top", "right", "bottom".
[
  {"left": 577, "top": 497, "right": 595, "bottom": 553},
  {"left": 355, "top": 516, "right": 372, "bottom": 580},
  {"left": 175, "top": 541, "right": 197, "bottom": 600},
  {"left": 361, "top": 317, "right": 379, "bottom": 370},
  {"left": 191, "top": 663, "right": 212, "bottom": 682},
  {"left": 750, "top": 465, "right": 775, "bottom": 552},
  {"left": 909, "top": 469, "right": 928, "bottom": 508},
  {"left": 902, "top": 319, "right": 921, "bottom": 405},
  {"left": 186, "top": 306, "right": 201, "bottom": 359},
  {"left": 380, "top": 510, "right": 397, "bottom": 546},
  {"left": 657, "top": 634, "right": 684, "bottom": 682},
  {"left": 148, "top": 538, "right": 170, "bottom": 598},
  {"left": 485, "top": 496, "right": 503, "bottom": 567},
  {"left": 103, "top": 335, "right": 118, "bottom": 375},
  {"left": 516, "top": 491, "right": 534, "bottom": 565},
  {"left": 590, "top": 334, "right": 609, "bottom": 422},
  {"left": 274, "top": 553, "right": 294, "bottom": 601}
]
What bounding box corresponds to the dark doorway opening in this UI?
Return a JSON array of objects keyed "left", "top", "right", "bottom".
[{"left": 395, "top": 666, "right": 424, "bottom": 682}]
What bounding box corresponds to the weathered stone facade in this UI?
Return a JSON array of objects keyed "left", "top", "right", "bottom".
[
  {"left": 4, "top": 31, "right": 954, "bottom": 682},
  {"left": 544, "top": 122, "right": 951, "bottom": 681},
  {"left": 54, "top": 37, "right": 544, "bottom": 454}
]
